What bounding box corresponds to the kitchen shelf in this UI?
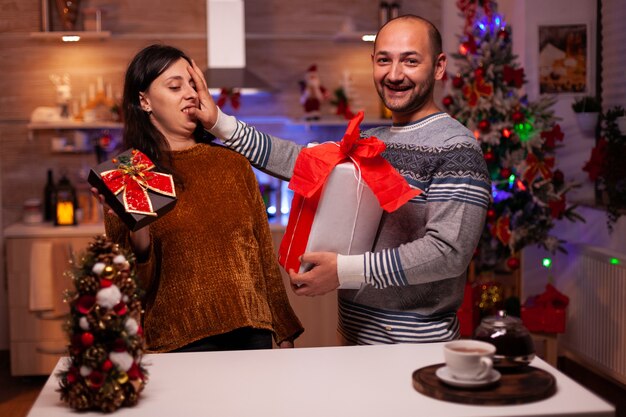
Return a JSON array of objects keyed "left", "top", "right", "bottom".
[
  {"left": 28, "top": 121, "right": 123, "bottom": 130},
  {"left": 29, "top": 31, "right": 111, "bottom": 41},
  {"left": 287, "top": 118, "right": 391, "bottom": 127}
]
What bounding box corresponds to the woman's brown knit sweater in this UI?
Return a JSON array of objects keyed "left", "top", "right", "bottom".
[{"left": 104, "top": 143, "right": 303, "bottom": 352}]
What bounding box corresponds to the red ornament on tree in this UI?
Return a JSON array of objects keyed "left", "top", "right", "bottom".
[
  {"left": 484, "top": 150, "right": 496, "bottom": 164},
  {"left": 512, "top": 111, "right": 525, "bottom": 123},
  {"left": 460, "top": 35, "right": 477, "bottom": 55},
  {"left": 99, "top": 278, "right": 113, "bottom": 288},
  {"left": 500, "top": 167, "right": 511, "bottom": 179},
  {"left": 81, "top": 332, "right": 95, "bottom": 347},
  {"left": 486, "top": 208, "right": 497, "bottom": 222},
  {"left": 478, "top": 119, "right": 491, "bottom": 132},
  {"left": 442, "top": 95, "right": 454, "bottom": 107},
  {"left": 101, "top": 359, "right": 113, "bottom": 372},
  {"left": 452, "top": 75, "right": 464, "bottom": 89},
  {"left": 497, "top": 29, "right": 509, "bottom": 41},
  {"left": 475, "top": 67, "right": 485, "bottom": 78},
  {"left": 506, "top": 256, "right": 521, "bottom": 270}
]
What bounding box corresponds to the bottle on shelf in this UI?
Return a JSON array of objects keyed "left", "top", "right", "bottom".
[{"left": 43, "top": 169, "right": 56, "bottom": 222}]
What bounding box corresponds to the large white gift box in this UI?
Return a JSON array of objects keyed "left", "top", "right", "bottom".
[{"left": 278, "top": 161, "right": 383, "bottom": 274}]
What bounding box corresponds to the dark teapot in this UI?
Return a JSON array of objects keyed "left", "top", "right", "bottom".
[{"left": 474, "top": 310, "right": 535, "bottom": 369}]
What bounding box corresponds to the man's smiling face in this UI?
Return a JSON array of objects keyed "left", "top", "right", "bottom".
[{"left": 372, "top": 18, "right": 444, "bottom": 123}]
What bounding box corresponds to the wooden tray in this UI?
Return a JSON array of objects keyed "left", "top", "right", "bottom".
[{"left": 412, "top": 364, "right": 556, "bottom": 405}]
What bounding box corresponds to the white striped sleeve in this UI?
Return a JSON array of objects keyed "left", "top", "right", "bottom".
[
  {"left": 337, "top": 254, "right": 365, "bottom": 289},
  {"left": 208, "top": 107, "right": 272, "bottom": 168}
]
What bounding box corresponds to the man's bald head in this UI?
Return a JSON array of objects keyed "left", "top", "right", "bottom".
[{"left": 375, "top": 15, "right": 443, "bottom": 62}]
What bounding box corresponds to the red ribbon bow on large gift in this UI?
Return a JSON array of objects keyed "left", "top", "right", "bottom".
[
  {"left": 278, "top": 111, "right": 421, "bottom": 272},
  {"left": 100, "top": 150, "right": 176, "bottom": 216},
  {"left": 289, "top": 111, "right": 421, "bottom": 212}
]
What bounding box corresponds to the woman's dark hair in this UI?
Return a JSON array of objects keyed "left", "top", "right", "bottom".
[{"left": 122, "top": 44, "right": 211, "bottom": 177}]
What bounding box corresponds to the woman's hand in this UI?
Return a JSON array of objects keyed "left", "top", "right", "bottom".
[
  {"left": 278, "top": 340, "right": 294, "bottom": 349},
  {"left": 90, "top": 187, "right": 150, "bottom": 257},
  {"left": 187, "top": 60, "right": 219, "bottom": 131},
  {"left": 90, "top": 187, "right": 115, "bottom": 217}
]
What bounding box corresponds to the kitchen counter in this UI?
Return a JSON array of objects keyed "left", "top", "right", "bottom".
[
  {"left": 3, "top": 219, "right": 286, "bottom": 238},
  {"left": 3, "top": 222, "right": 105, "bottom": 238},
  {"left": 27, "top": 343, "right": 614, "bottom": 417}
]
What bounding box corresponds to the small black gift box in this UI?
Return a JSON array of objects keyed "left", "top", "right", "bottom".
[{"left": 88, "top": 149, "right": 177, "bottom": 231}]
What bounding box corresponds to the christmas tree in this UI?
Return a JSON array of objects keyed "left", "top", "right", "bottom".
[
  {"left": 443, "top": 0, "right": 583, "bottom": 273},
  {"left": 58, "top": 235, "right": 148, "bottom": 412}
]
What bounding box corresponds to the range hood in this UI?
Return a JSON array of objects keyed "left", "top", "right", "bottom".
[{"left": 205, "top": 0, "right": 273, "bottom": 93}]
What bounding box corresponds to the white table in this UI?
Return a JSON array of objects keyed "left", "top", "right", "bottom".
[{"left": 27, "top": 343, "right": 614, "bottom": 417}]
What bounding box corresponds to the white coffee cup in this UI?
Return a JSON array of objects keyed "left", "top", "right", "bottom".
[{"left": 443, "top": 340, "right": 495, "bottom": 381}]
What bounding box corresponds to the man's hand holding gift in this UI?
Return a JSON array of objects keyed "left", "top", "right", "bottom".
[
  {"left": 289, "top": 252, "right": 339, "bottom": 296},
  {"left": 279, "top": 112, "right": 421, "bottom": 297}
]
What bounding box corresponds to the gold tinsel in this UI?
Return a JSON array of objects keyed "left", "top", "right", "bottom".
[
  {"left": 83, "top": 346, "right": 107, "bottom": 369},
  {"left": 76, "top": 275, "right": 99, "bottom": 294},
  {"left": 118, "top": 275, "right": 137, "bottom": 294},
  {"left": 94, "top": 381, "right": 126, "bottom": 413},
  {"left": 61, "top": 383, "right": 92, "bottom": 411},
  {"left": 122, "top": 382, "right": 140, "bottom": 406}
]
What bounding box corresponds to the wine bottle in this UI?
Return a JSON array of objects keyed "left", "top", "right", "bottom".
[{"left": 43, "top": 169, "right": 55, "bottom": 222}]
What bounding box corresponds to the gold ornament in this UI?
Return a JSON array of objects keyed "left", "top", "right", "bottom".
[
  {"left": 117, "top": 372, "right": 129, "bottom": 384},
  {"left": 102, "top": 265, "right": 116, "bottom": 279}
]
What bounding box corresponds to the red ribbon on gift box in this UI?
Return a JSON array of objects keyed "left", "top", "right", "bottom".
[
  {"left": 100, "top": 150, "right": 176, "bottom": 216},
  {"left": 278, "top": 111, "right": 422, "bottom": 272}
]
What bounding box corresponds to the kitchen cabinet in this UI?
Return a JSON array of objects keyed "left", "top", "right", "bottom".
[
  {"left": 269, "top": 223, "right": 339, "bottom": 348},
  {"left": 5, "top": 222, "right": 336, "bottom": 375},
  {"left": 5, "top": 223, "right": 104, "bottom": 376}
]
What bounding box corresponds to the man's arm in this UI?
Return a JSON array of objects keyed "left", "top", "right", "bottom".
[
  {"left": 289, "top": 142, "right": 490, "bottom": 296},
  {"left": 208, "top": 108, "right": 304, "bottom": 181},
  {"left": 337, "top": 142, "right": 491, "bottom": 290}
]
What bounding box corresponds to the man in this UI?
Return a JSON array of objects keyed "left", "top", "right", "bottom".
[{"left": 190, "top": 15, "right": 491, "bottom": 344}]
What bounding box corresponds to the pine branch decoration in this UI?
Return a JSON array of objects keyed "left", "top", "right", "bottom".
[{"left": 57, "top": 234, "right": 148, "bottom": 412}]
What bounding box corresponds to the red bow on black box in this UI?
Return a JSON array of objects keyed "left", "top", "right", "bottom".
[{"left": 88, "top": 149, "right": 177, "bottom": 231}]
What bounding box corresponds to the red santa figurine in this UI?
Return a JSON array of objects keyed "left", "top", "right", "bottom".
[{"left": 300, "top": 65, "right": 329, "bottom": 121}]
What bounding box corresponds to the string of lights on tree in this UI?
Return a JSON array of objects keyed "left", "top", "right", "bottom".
[{"left": 444, "top": 0, "right": 584, "bottom": 273}]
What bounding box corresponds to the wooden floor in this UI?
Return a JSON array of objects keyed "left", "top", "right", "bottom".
[
  {"left": 1, "top": 351, "right": 625, "bottom": 417},
  {"left": 0, "top": 351, "right": 48, "bottom": 417}
]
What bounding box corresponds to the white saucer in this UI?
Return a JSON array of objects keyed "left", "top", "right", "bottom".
[{"left": 435, "top": 366, "right": 501, "bottom": 388}]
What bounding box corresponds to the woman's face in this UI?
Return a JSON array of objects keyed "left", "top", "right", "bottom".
[{"left": 139, "top": 57, "right": 199, "bottom": 142}]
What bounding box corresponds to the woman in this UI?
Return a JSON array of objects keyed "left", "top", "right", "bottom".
[{"left": 99, "top": 44, "right": 303, "bottom": 352}]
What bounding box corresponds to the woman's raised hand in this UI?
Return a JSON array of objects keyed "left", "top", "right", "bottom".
[{"left": 187, "top": 60, "right": 219, "bottom": 131}]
